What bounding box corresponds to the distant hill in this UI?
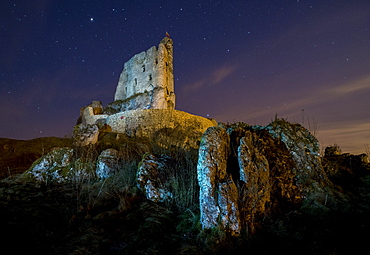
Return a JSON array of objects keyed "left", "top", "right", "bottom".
[{"left": 0, "top": 137, "right": 73, "bottom": 179}]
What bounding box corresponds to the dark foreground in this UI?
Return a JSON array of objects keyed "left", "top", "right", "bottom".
[
  {"left": 1, "top": 137, "right": 370, "bottom": 254},
  {"left": 1, "top": 160, "right": 370, "bottom": 254}
]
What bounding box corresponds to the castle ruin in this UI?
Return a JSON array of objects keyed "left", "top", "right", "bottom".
[
  {"left": 75, "top": 37, "right": 216, "bottom": 147},
  {"left": 112, "top": 37, "right": 175, "bottom": 111}
]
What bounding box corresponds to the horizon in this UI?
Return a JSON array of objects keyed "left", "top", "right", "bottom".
[{"left": 1, "top": 1, "right": 369, "bottom": 154}]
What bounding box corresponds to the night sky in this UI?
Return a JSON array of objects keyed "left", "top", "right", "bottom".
[{"left": 1, "top": 0, "right": 369, "bottom": 154}]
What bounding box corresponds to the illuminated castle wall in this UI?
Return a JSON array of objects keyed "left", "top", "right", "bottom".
[{"left": 114, "top": 37, "right": 175, "bottom": 111}]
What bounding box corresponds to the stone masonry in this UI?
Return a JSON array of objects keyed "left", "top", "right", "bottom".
[
  {"left": 74, "top": 37, "right": 216, "bottom": 147},
  {"left": 114, "top": 37, "right": 175, "bottom": 111}
]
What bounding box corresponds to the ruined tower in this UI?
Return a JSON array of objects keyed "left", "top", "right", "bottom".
[
  {"left": 75, "top": 36, "right": 217, "bottom": 147},
  {"left": 114, "top": 37, "right": 175, "bottom": 110}
]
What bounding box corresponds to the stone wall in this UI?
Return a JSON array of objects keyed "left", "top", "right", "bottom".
[
  {"left": 74, "top": 38, "right": 213, "bottom": 148},
  {"left": 114, "top": 37, "right": 175, "bottom": 110},
  {"left": 106, "top": 109, "right": 217, "bottom": 149}
]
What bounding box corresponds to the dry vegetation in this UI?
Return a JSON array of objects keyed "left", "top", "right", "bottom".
[
  {"left": 0, "top": 137, "right": 73, "bottom": 179},
  {"left": 1, "top": 125, "right": 370, "bottom": 254}
]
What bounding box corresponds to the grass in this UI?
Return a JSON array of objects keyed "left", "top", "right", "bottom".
[
  {"left": 0, "top": 137, "right": 72, "bottom": 179},
  {"left": 1, "top": 122, "right": 370, "bottom": 254}
]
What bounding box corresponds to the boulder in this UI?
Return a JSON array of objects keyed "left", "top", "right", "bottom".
[
  {"left": 263, "top": 119, "right": 324, "bottom": 184},
  {"left": 96, "top": 149, "right": 119, "bottom": 179},
  {"left": 237, "top": 132, "right": 270, "bottom": 234},
  {"left": 197, "top": 126, "right": 240, "bottom": 235},
  {"left": 74, "top": 124, "right": 100, "bottom": 146},
  {"left": 91, "top": 100, "right": 103, "bottom": 115},
  {"left": 197, "top": 120, "right": 328, "bottom": 235},
  {"left": 106, "top": 109, "right": 217, "bottom": 149},
  {"left": 324, "top": 145, "right": 342, "bottom": 157},
  {"left": 27, "top": 147, "right": 74, "bottom": 183},
  {"left": 137, "top": 154, "right": 173, "bottom": 202}
]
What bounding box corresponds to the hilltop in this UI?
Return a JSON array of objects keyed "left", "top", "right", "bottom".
[
  {"left": 0, "top": 137, "right": 72, "bottom": 179},
  {"left": 1, "top": 120, "right": 370, "bottom": 254},
  {"left": 1, "top": 37, "right": 369, "bottom": 254}
]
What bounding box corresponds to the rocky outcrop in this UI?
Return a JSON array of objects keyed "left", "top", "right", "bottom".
[
  {"left": 27, "top": 147, "right": 74, "bottom": 183},
  {"left": 137, "top": 154, "right": 173, "bottom": 202},
  {"left": 0, "top": 137, "right": 73, "bottom": 180},
  {"left": 26, "top": 147, "right": 120, "bottom": 182},
  {"left": 74, "top": 124, "right": 100, "bottom": 147},
  {"left": 96, "top": 149, "right": 119, "bottom": 179},
  {"left": 263, "top": 119, "right": 324, "bottom": 185},
  {"left": 106, "top": 109, "right": 217, "bottom": 149},
  {"left": 237, "top": 132, "right": 271, "bottom": 234},
  {"left": 324, "top": 145, "right": 370, "bottom": 177},
  {"left": 197, "top": 126, "right": 240, "bottom": 235},
  {"left": 77, "top": 101, "right": 108, "bottom": 126},
  {"left": 324, "top": 144, "right": 342, "bottom": 156},
  {"left": 197, "top": 120, "right": 328, "bottom": 235}
]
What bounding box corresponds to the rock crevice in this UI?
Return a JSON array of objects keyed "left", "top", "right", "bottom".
[{"left": 197, "top": 120, "right": 328, "bottom": 235}]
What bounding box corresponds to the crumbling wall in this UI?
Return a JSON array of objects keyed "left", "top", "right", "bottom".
[
  {"left": 106, "top": 109, "right": 217, "bottom": 149},
  {"left": 114, "top": 37, "right": 175, "bottom": 111}
]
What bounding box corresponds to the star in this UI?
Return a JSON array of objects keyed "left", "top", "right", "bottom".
[{"left": 0, "top": 0, "right": 367, "bottom": 155}]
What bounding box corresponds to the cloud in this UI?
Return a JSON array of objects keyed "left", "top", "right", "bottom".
[
  {"left": 318, "top": 121, "right": 370, "bottom": 154},
  {"left": 213, "top": 66, "right": 236, "bottom": 83},
  {"left": 242, "top": 75, "right": 370, "bottom": 121},
  {"left": 183, "top": 65, "right": 237, "bottom": 93},
  {"left": 329, "top": 76, "right": 370, "bottom": 96},
  {"left": 212, "top": 73, "right": 370, "bottom": 154}
]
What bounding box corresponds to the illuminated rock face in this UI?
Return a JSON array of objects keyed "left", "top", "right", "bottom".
[
  {"left": 197, "top": 126, "right": 241, "bottom": 236},
  {"left": 106, "top": 109, "right": 217, "bottom": 149},
  {"left": 27, "top": 148, "right": 74, "bottom": 183},
  {"left": 96, "top": 149, "right": 119, "bottom": 179},
  {"left": 114, "top": 37, "right": 175, "bottom": 111},
  {"left": 137, "top": 154, "right": 173, "bottom": 203},
  {"left": 197, "top": 120, "right": 327, "bottom": 236}
]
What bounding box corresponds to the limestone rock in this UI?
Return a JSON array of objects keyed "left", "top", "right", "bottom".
[
  {"left": 216, "top": 181, "right": 240, "bottom": 235},
  {"left": 237, "top": 132, "right": 270, "bottom": 234},
  {"left": 106, "top": 109, "right": 217, "bottom": 149},
  {"left": 324, "top": 145, "right": 342, "bottom": 157},
  {"left": 324, "top": 147, "right": 370, "bottom": 176},
  {"left": 114, "top": 37, "right": 175, "bottom": 111},
  {"left": 72, "top": 108, "right": 216, "bottom": 149},
  {"left": 263, "top": 119, "right": 325, "bottom": 184},
  {"left": 78, "top": 101, "right": 108, "bottom": 126},
  {"left": 96, "top": 149, "right": 119, "bottom": 179},
  {"left": 197, "top": 126, "right": 240, "bottom": 235},
  {"left": 91, "top": 100, "right": 103, "bottom": 115},
  {"left": 197, "top": 120, "right": 328, "bottom": 236},
  {"left": 74, "top": 124, "right": 100, "bottom": 146},
  {"left": 137, "top": 154, "right": 173, "bottom": 203},
  {"left": 27, "top": 147, "right": 74, "bottom": 183}
]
